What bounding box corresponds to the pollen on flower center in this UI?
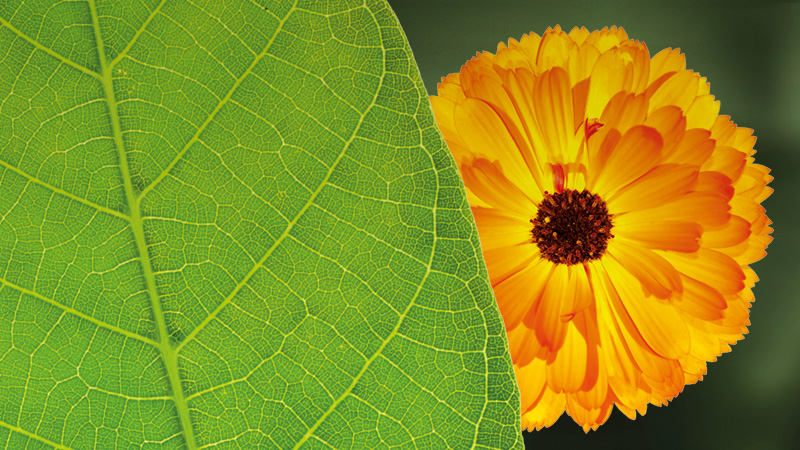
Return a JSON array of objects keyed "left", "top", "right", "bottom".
[{"left": 530, "top": 189, "right": 614, "bottom": 265}]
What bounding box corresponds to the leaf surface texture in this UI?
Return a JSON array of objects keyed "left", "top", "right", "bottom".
[{"left": 0, "top": 0, "right": 522, "bottom": 448}]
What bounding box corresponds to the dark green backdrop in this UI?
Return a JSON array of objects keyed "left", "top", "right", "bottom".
[{"left": 387, "top": 0, "right": 799, "bottom": 449}]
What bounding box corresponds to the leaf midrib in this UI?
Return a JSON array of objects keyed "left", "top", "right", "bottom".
[
  {"left": 86, "top": 1, "right": 391, "bottom": 448},
  {"left": 86, "top": 0, "right": 198, "bottom": 448}
]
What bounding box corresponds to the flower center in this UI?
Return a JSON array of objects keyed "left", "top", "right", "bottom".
[{"left": 530, "top": 189, "right": 613, "bottom": 265}]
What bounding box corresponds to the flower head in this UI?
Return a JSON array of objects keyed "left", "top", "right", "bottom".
[{"left": 431, "top": 26, "right": 772, "bottom": 432}]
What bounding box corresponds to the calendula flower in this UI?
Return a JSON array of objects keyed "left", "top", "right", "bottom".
[{"left": 430, "top": 26, "right": 772, "bottom": 432}]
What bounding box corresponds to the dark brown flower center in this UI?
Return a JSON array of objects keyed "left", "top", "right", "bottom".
[{"left": 530, "top": 189, "right": 613, "bottom": 265}]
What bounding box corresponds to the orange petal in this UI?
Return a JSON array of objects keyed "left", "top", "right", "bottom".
[
  {"left": 468, "top": 74, "right": 547, "bottom": 192},
  {"left": 430, "top": 96, "right": 461, "bottom": 145},
  {"left": 464, "top": 184, "right": 492, "bottom": 208},
  {"left": 613, "top": 221, "right": 701, "bottom": 253},
  {"left": 648, "top": 48, "right": 685, "bottom": 85},
  {"left": 435, "top": 72, "right": 465, "bottom": 102},
  {"left": 510, "top": 32, "right": 543, "bottom": 62},
  {"left": 495, "top": 46, "right": 534, "bottom": 72},
  {"left": 566, "top": 392, "right": 614, "bottom": 433},
  {"left": 546, "top": 320, "right": 588, "bottom": 393},
  {"left": 701, "top": 215, "right": 751, "bottom": 248},
  {"left": 522, "top": 388, "right": 566, "bottom": 430},
  {"left": 589, "top": 125, "right": 663, "bottom": 197},
  {"left": 624, "top": 42, "right": 652, "bottom": 94},
  {"left": 493, "top": 257, "right": 552, "bottom": 330},
  {"left": 672, "top": 275, "right": 727, "bottom": 321},
  {"left": 607, "top": 239, "right": 682, "bottom": 299},
  {"left": 586, "top": 126, "right": 622, "bottom": 174},
  {"left": 533, "top": 67, "right": 578, "bottom": 163},
  {"left": 701, "top": 146, "right": 746, "bottom": 182},
  {"left": 528, "top": 264, "right": 569, "bottom": 350},
  {"left": 644, "top": 106, "right": 686, "bottom": 155},
  {"left": 710, "top": 115, "right": 738, "bottom": 146},
  {"left": 575, "top": 309, "right": 603, "bottom": 394},
  {"left": 454, "top": 98, "right": 540, "bottom": 197},
  {"left": 568, "top": 26, "right": 591, "bottom": 45},
  {"left": 596, "top": 316, "right": 638, "bottom": 405},
  {"left": 664, "top": 128, "right": 715, "bottom": 165},
  {"left": 461, "top": 158, "right": 537, "bottom": 216},
  {"left": 586, "top": 49, "right": 634, "bottom": 120},
  {"left": 696, "top": 171, "right": 734, "bottom": 201},
  {"left": 679, "top": 353, "right": 709, "bottom": 385},
  {"left": 502, "top": 68, "right": 558, "bottom": 184},
  {"left": 648, "top": 69, "right": 699, "bottom": 113},
  {"left": 602, "top": 257, "right": 691, "bottom": 359},
  {"left": 536, "top": 27, "right": 577, "bottom": 72},
  {"left": 721, "top": 232, "right": 770, "bottom": 266},
  {"left": 515, "top": 357, "right": 548, "bottom": 412},
  {"left": 562, "top": 264, "right": 596, "bottom": 317},
  {"left": 508, "top": 323, "right": 544, "bottom": 366},
  {"left": 472, "top": 207, "right": 531, "bottom": 249},
  {"left": 568, "top": 42, "right": 601, "bottom": 86},
  {"left": 585, "top": 26, "right": 628, "bottom": 53},
  {"left": 686, "top": 94, "right": 720, "bottom": 130},
  {"left": 659, "top": 248, "right": 746, "bottom": 295},
  {"left": 599, "top": 92, "right": 648, "bottom": 135},
  {"left": 593, "top": 261, "right": 675, "bottom": 401},
  {"left": 615, "top": 191, "right": 730, "bottom": 228},
  {"left": 460, "top": 55, "right": 501, "bottom": 97},
  {"left": 607, "top": 164, "right": 698, "bottom": 213},
  {"left": 484, "top": 244, "right": 539, "bottom": 284},
  {"left": 681, "top": 314, "right": 741, "bottom": 364},
  {"left": 735, "top": 163, "right": 773, "bottom": 203}
]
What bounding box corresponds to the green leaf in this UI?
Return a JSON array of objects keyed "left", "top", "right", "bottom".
[{"left": 0, "top": 0, "right": 522, "bottom": 448}]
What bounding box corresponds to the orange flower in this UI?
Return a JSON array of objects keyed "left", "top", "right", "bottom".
[{"left": 430, "top": 26, "right": 773, "bottom": 432}]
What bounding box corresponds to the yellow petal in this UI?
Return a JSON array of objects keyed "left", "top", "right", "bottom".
[
  {"left": 672, "top": 275, "right": 727, "bottom": 321},
  {"left": 686, "top": 94, "right": 720, "bottom": 130},
  {"left": 599, "top": 92, "right": 648, "bottom": 135},
  {"left": 613, "top": 221, "right": 701, "bottom": 253},
  {"left": 454, "top": 98, "right": 541, "bottom": 198},
  {"left": 607, "top": 163, "right": 698, "bottom": 213},
  {"left": 701, "top": 215, "right": 751, "bottom": 248},
  {"left": 602, "top": 256, "right": 690, "bottom": 359},
  {"left": 648, "top": 69, "right": 699, "bottom": 113},
  {"left": 528, "top": 264, "right": 569, "bottom": 351},
  {"left": 461, "top": 158, "right": 537, "bottom": 215},
  {"left": 533, "top": 67, "right": 579, "bottom": 163},
  {"left": 660, "top": 248, "right": 746, "bottom": 295},
  {"left": 521, "top": 388, "right": 566, "bottom": 431},
  {"left": 546, "top": 320, "right": 588, "bottom": 393},
  {"left": 484, "top": 243, "right": 539, "bottom": 284},
  {"left": 607, "top": 239, "right": 682, "bottom": 299},
  {"left": 648, "top": 48, "right": 685, "bottom": 85},
  {"left": 493, "top": 257, "right": 552, "bottom": 330},
  {"left": 589, "top": 125, "right": 663, "bottom": 197},
  {"left": 472, "top": 207, "right": 531, "bottom": 249},
  {"left": 585, "top": 50, "right": 633, "bottom": 120},
  {"left": 515, "top": 357, "right": 548, "bottom": 412},
  {"left": 644, "top": 106, "right": 686, "bottom": 155},
  {"left": 615, "top": 191, "right": 730, "bottom": 228},
  {"left": 536, "top": 27, "right": 578, "bottom": 72}
]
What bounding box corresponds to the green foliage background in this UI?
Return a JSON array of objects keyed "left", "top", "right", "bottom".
[{"left": 389, "top": 0, "right": 800, "bottom": 448}]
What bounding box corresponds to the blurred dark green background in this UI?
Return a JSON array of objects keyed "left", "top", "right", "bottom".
[{"left": 387, "top": 0, "right": 799, "bottom": 448}]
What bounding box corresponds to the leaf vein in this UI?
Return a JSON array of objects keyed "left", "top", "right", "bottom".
[
  {"left": 108, "top": 0, "right": 168, "bottom": 69},
  {"left": 136, "top": 2, "right": 298, "bottom": 202},
  {"left": 0, "top": 16, "right": 102, "bottom": 81},
  {"left": 0, "top": 419, "right": 73, "bottom": 450},
  {"left": 0, "top": 277, "right": 158, "bottom": 347}
]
